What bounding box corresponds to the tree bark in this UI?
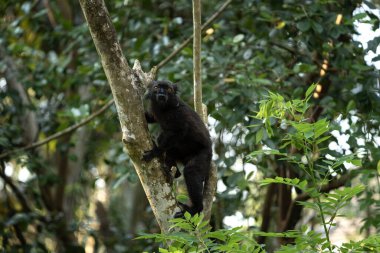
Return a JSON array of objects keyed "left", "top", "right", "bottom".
[
  {"left": 79, "top": 0, "right": 178, "bottom": 232},
  {"left": 192, "top": 0, "right": 217, "bottom": 221},
  {"left": 193, "top": 0, "right": 203, "bottom": 117}
]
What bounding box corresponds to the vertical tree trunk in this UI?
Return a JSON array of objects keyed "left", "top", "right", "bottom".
[
  {"left": 79, "top": 0, "right": 178, "bottom": 232},
  {"left": 192, "top": 0, "right": 217, "bottom": 221},
  {"left": 193, "top": 0, "right": 203, "bottom": 117}
]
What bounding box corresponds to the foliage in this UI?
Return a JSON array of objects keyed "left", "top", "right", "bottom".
[
  {"left": 250, "top": 86, "right": 371, "bottom": 252},
  {"left": 0, "top": 0, "right": 380, "bottom": 252},
  {"left": 277, "top": 229, "right": 380, "bottom": 252},
  {"left": 138, "top": 212, "right": 264, "bottom": 253},
  {"left": 139, "top": 215, "right": 380, "bottom": 253}
]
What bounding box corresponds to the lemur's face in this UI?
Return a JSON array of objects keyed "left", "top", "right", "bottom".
[{"left": 147, "top": 81, "right": 178, "bottom": 107}]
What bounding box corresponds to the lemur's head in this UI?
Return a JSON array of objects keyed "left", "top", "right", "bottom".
[{"left": 146, "top": 80, "right": 178, "bottom": 107}]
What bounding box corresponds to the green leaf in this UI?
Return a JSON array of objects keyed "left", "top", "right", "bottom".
[
  {"left": 233, "top": 34, "right": 245, "bottom": 43},
  {"left": 311, "top": 21, "right": 323, "bottom": 33},
  {"left": 173, "top": 222, "right": 193, "bottom": 231},
  {"left": 346, "top": 100, "right": 356, "bottom": 112},
  {"left": 350, "top": 159, "right": 362, "bottom": 167},
  {"left": 314, "top": 119, "right": 329, "bottom": 138},
  {"left": 176, "top": 194, "right": 189, "bottom": 203},
  {"left": 293, "top": 63, "right": 317, "bottom": 73},
  {"left": 206, "top": 231, "right": 227, "bottom": 241},
  {"left": 305, "top": 84, "right": 317, "bottom": 99},
  {"left": 253, "top": 230, "right": 300, "bottom": 238},
  {"left": 256, "top": 128, "right": 264, "bottom": 144},
  {"left": 249, "top": 149, "right": 285, "bottom": 157},
  {"left": 304, "top": 130, "right": 314, "bottom": 139},
  {"left": 184, "top": 212, "right": 192, "bottom": 221},
  {"left": 260, "top": 177, "right": 310, "bottom": 192},
  {"left": 135, "top": 233, "right": 158, "bottom": 240},
  {"left": 297, "top": 19, "right": 311, "bottom": 32},
  {"left": 367, "top": 37, "right": 380, "bottom": 53},
  {"left": 197, "top": 220, "right": 209, "bottom": 230},
  {"left": 372, "top": 54, "right": 380, "bottom": 62},
  {"left": 352, "top": 13, "right": 367, "bottom": 21},
  {"left": 297, "top": 201, "right": 319, "bottom": 211},
  {"left": 252, "top": 78, "right": 272, "bottom": 85},
  {"left": 316, "top": 135, "right": 331, "bottom": 144}
]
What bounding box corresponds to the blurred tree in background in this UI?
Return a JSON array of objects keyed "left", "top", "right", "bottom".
[{"left": 0, "top": 0, "right": 379, "bottom": 252}]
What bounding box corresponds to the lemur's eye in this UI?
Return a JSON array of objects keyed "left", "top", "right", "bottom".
[
  {"left": 167, "top": 87, "right": 173, "bottom": 93},
  {"left": 153, "top": 86, "right": 159, "bottom": 90}
]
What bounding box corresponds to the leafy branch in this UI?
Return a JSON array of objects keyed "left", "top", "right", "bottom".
[
  {"left": 250, "top": 85, "right": 364, "bottom": 252},
  {"left": 137, "top": 213, "right": 264, "bottom": 252}
]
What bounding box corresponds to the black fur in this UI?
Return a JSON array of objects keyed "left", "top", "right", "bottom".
[{"left": 142, "top": 80, "right": 212, "bottom": 217}]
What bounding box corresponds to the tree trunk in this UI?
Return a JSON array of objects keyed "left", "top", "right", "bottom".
[
  {"left": 79, "top": 0, "right": 179, "bottom": 232},
  {"left": 192, "top": 0, "right": 217, "bottom": 221},
  {"left": 192, "top": 0, "right": 203, "bottom": 117}
]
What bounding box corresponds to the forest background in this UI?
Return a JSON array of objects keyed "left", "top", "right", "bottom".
[{"left": 0, "top": 0, "right": 380, "bottom": 252}]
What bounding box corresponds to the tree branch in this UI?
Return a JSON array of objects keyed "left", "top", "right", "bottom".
[{"left": 0, "top": 99, "right": 114, "bottom": 159}]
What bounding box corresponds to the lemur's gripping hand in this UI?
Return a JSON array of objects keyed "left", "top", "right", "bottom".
[{"left": 142, "top": 142, "right": 159, "bottom": 162}]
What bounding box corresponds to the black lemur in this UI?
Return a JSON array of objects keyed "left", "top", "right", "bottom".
[{"left": 142, "top": 80, "right": 212, "bottom": 217}]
